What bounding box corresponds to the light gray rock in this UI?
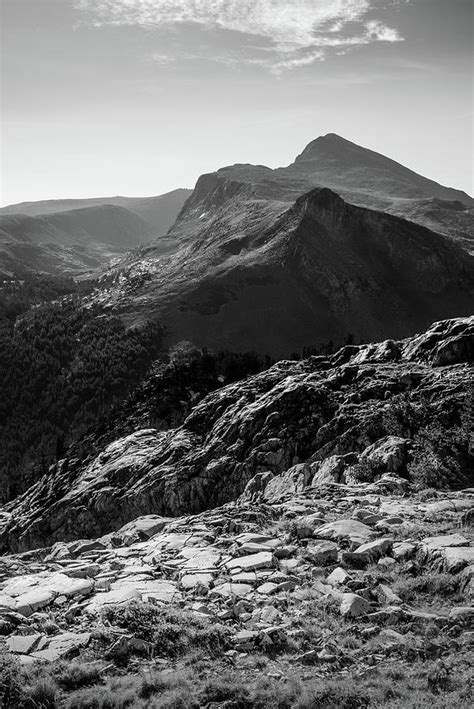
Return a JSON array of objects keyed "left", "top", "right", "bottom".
[
  {"left": 361, "top": 436, "right": 410, "bottom": 473},
  {"left": 421, "top": 533, "right": 469, "bottom": 551},
  {"left": 15, "top": 589, "right": 56, "bottom": 616},
  {"left": 180, "top": 573, "right": 214, "bottom": 590},
  {"left": 353, "top": 538, "right": 393, "bottom": 561},
  {"left": 448, "top": 606, "right": 474, "bottom": 622},
  {"left": 442, "top": 547, "right": 474, "bottom": 573},
  {"left": 263, "top": 464, "right": 312, "bottom": 502},
  {"left": 392, "top": 542, "right": 416, "bottom": 561},
  {"left": 314, "top": 519, "right": 373, "bottom": 546},
  {"left": 377, "top": 584, "right": 402, "bottom": 605},
  {"left": 6, "top": 633, "right": 43, "bottom": 655},
  {"left": 326, "top": 567, "right": 351, "bottom": 586},
  {"left": 117, "top": 516, "right": 172, "bottom": 542},
  {"left": 226, "top": 551, "right": 273, "bottom": 572},
  {"left": 85, "top": 587, "right": 141, "bottom": 613},
  {"left": 256, "top": 582, "right": 279, "bottom": 595},
  {"left": 212, "top": 582, "right": 253, "bottom": 598},
  {"left": 31, "top": 632, "right": 90, "bottom": 662},
  {"left": 311, "top": 456, "right": 346, "bottom": 486},
  {"left": 340, "top": 593, "right": 371, "bottom": 618},
  {"left": 109, "top": 578, "right": 181, "bottom": 604}
]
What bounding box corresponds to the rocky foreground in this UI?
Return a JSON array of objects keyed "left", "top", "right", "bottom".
[
  {"left": 0, "top": 479, "right": 473, "bottom": 706},
  {"left": 0, "top": 317, "right": 473, "bottom": 707}
]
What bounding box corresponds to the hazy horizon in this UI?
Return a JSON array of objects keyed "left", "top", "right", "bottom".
[{"left": 1, "top": 0, "right": 473, "bottom": 206}]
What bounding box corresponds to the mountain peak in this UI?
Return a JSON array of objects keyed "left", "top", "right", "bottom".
[{"left": 294, "top": 133, "right": 364, "bottom": 164}]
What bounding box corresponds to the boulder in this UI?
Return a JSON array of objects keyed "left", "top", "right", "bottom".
[
  {"left": 240, "top": 471, "right": 275, "bottom": 501},
  {"left": 392, "top": 542, "right": 416, "bottom": 562},
  {"left": 263, "top": 464, "right": 312, "bottom": 502},
  {"left": 305, "top": 541, "right": 339, "bottom": 566},
  {"left": 116, "top": 516, "right": 172, "bottom": 543},
  {"left": 326, "top": 567, "right": 351, "bottom": 586},
  {"left": 313, "top": 520, "right": 372, "bottom": 546},
  {"left": 31, "top": 632, "right": 90, "bottom": 662},
  {"left": 6, "top": 633, "right": 44, "bottom": 655},
  {"left": 442, "top": 547, "right": 474, "bottom": 573},
  {"left": 377, "top": 584, "right": 402, "bottom": 605},
  {"left": 352, "top": 538, "right": 393, "bottom": 562},
  {"left": 361, "top": 436, "right": 410, "bottom": 473},
  {"left": 311, "top": 456, "right": 346, "bottom": 486},
  {"left": 419, "top": 534, "right": 470, "bottom": 565},
  {"left": 340, "top": 593, "right": 371, "bottom": 618}
]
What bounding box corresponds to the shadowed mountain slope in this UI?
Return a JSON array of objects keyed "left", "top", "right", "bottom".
[
  {"left": 97, "top": 178, "right": 474, "bottom": 356},
  {"left": 212, "top": 133, "right": 473, "bottom": 250}
]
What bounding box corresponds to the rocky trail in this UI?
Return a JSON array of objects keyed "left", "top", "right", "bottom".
[{"left": 0, "top": 482, "right": 473, "bottom": 705}]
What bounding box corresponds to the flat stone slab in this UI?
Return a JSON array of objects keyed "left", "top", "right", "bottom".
[
  {"left": 256, "top": 582, "right": 279, "bottom": 595},
  {"left": 178, "top": 547, "right": 221, "bottom": 570},
  {"left": 85, "top": 587, "right": 141, "bottom": 613},
  {"left": 109, "top": 578, "right": 181, "bottom": 604},
  {"left": 0, "top": 595, "right": 17, "bottom": 610},
  {"left": 314, "top": 520, "right": 373, "bottom": 546},
  {"left": 31, "top": 632, "right": 91, "bottom": 662},
  {"left": 180, "top": 573, "right": 214, "bottom": 590},
  {"left": 423, "top": 500, "right": 473, "bottom": 516},
  {"left": 212, "top": 583, "right": 253, "bottom": 598},
  {"left": 226, "top": 552, "right": 273, "bottom": 572},
  {"left": 422, "top": 534, "right": 469, "bottom": 551},
  {"left": 234, "top": 534, "right": 282, "bottom": 548},
  {"left": 229, "top": 572, "right": 260, "bottom": 585},
  {"left": 2, "top": 574, "right": 45, "bottom": 597},
  {"left": 63, "top": 563, "right": 101, "bottom": 579},
  {"left": 47, "top": 573, "right": 94, "bottom": 598},
  {"left": 15, "top": 589, "right": 56, "bottom": 616},
  {"left": 442, "top": 547, "right": 474, "bottom": 572},
  {"left": 6, "top": 633, "right": 43, "bottom": 655}
]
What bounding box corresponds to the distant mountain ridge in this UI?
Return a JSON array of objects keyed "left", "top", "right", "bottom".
[
  {"left": 0, "top": 189, "right": 193, "bottom": 234},
  {"left": 0, "top": 189, "right": 192, "bottom": 276}
]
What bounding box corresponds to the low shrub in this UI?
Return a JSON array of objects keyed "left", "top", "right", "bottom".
[
  {"left": 0, "top": 651, "right": 23, "bottom": 708},
  {"left": 24, "top": 677, "right": 58, "bottom": 709},
  {"left": 103, "top": 602, "right": 230, "bottom": 658},
  {"left": 65, "top": 676, "right": 140, "bottom": 709},
  {"left": 55, "top": 661, "right": 104, "bottom": 691}
]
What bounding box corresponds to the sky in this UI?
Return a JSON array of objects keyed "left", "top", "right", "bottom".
[{"left": 1, "top": 0, "right": 472, "bottom": 205}]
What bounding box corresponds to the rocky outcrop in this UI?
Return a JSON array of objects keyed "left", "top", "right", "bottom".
[{"left": 1, "top": 318, "right": 472, "bottom": 553}]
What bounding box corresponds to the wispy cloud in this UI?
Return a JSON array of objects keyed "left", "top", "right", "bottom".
[{"left": 75, "top": 0, "right": 404, "bottom": 72}]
